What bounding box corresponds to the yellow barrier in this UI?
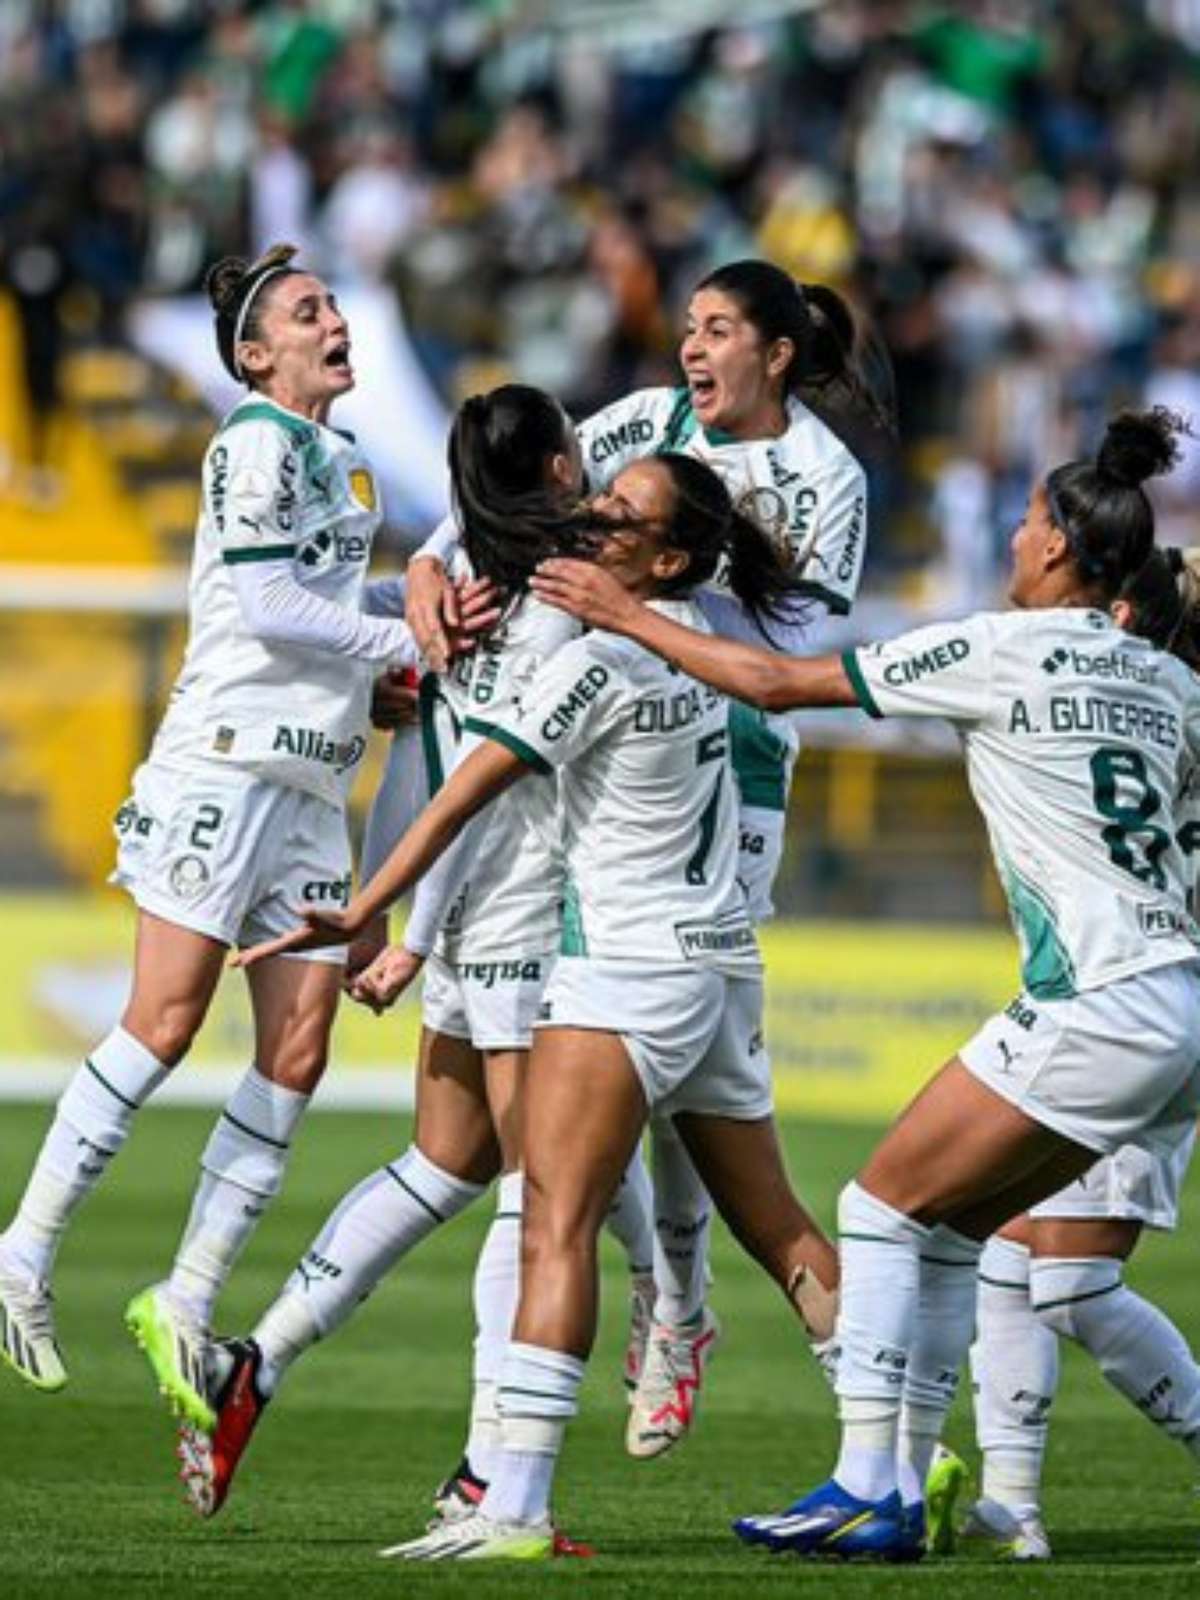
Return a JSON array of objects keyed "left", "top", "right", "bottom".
[{"left": 0, "top": 893, "right": 1019, "bottom": 1117}]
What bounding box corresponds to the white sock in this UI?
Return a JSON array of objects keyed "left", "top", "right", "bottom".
[
  {"left": 0, "top": 1028, "right": 168, "bottom": 1281},
  {"left": 483, "top": 1342, "right": 585, "bottom": 1525},
  {"left": 650, "top": 1118, "right": 711, "bottom": 1327},
  {"left": 898, "top": 1224, "right": 982, "bottom": 1505},
  {"left": 167, "top": 1068, "right": 309, "bottom": 1326},
  {"left": 834, "top": 1180, "right": 929, "bottom": 1502},
  {"left": 253, "top": 1145, "right": 484, "bottom": 1393},
  {"left": 971, "top": 1236, "right": 1056, "bottom": 1517},
  {"left": 465, "top": 1170, "right": 523, "bottom": 1480},
  {"left": 606, "top": 1144, "right": 654, "bottom": 1274},
  {"left": 1032, "top": 1255, "right": 1200, "bottom": 1454}
]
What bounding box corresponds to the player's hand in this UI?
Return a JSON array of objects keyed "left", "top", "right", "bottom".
[
  {"left": 344, "top": 915, "right": 389, "bottom": 991},
  {"left": 370, "top": 668, "right": 419, "bottom": 730},
  {"left": 406, "top": 557, "right": 454, "bottom": 672},
  {"left": 445, "top": 576, "right": 502, "bottom": 657},
  {"left": 347, "top": 944, "right": 425, "bottom": 1012},
  {"left": 532, "top": 559, "right": 640, "bottom": 633},
  {"left": 232, "top": 908, "right": 362, "bottom": 969}
]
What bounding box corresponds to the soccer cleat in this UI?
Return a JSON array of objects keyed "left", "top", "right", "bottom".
[
  {"left": 0, "top": 1257, "right": 66, "bottom": 1393},
  {"left": 960, "top": 1496, "right": 1051, "bottom": 1561},
  {"left": 623, "top": 1271, "right": 656, "bottom": 1395},
  {"left": 625, "top": 1306, "right": 720, "bottom": 1459},
  {"left": 177, "top": 1338, "right": 268, "bottom": 1518},
  {"left": 125, "top": 1283, "right": 214, "bottom": 1431},
  {"left": 379, "top": 1511, "right": 555, "bottom": 1562},
  {"left": 736, "top": 1479, "right": 923, "bottom": 1562},
  {"left": 924, "top": 1443, "right": 969, "bottom": 1555},
  {"left": 429, "top": 1456, "right": 488, "bottom": 1526}
]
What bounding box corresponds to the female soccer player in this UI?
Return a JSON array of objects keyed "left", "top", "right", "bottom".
[
  {"left": 230, "top": 450, "right": 841, "bottom": 1561},
  {"left": 531, "top": 408, "right": 1200, "bottom": 1560},
  {"left": 407, "top": 260, "right": 890, "bottom": 1455},
  {"left": 961, "top": 544, "right": 1200, "bottom": 1561},
  {"left": 0, "top": 243, "right": 426, "bottom": 1422}
]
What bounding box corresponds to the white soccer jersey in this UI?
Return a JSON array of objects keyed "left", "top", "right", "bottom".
[
  {"left": 485, "top": 601, "right": 759, "bottom": 972},
  {"left": 150, "top": 396, "right": 384, "bottom": 807},
  {"left": 846, "top": 608, "right": 1200, "bottom": 997},
  {"left": 423, "top": 594, "right": 578, "bottom": 960}
]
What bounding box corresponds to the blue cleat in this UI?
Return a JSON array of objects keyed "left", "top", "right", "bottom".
[{"left": 736, "top": 1479, "right": 923, "bottom": 1562}]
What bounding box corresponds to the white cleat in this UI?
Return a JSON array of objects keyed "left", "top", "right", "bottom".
[
  {"left": 625, "top": 1306, "right": 720, "bottom": 1459},
  {"left": 379, "top": 1511, "right": 554, "bottom": 1563},
  {"left": 0, "top": 1254, "right": 66, "bottom": 1393},
  {"left": 960, "top": 1496, "right": 1052, "bottom": 1561},
  {"left": 624, "top": 1271, "right": 656, "bottom": 1396}
]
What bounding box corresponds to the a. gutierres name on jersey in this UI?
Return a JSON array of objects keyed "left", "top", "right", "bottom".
[{"left": 272, "top": 723, "right": 365, "bottom": 772}]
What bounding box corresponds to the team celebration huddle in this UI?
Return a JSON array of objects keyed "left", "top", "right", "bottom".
[{"left": 4, "top": 241, "right": 1200, "bottom": 1569}]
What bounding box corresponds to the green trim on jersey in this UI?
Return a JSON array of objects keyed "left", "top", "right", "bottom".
[
  {"left": 419, "top": 673, "right": 447, "bottom": 794},
  {"left": 470, "top": 718, "right": 552, "bottom": 776},
  {"left": 219, "top": 399, "right": 328, "bottom": 481},
  {"left": 222, "top": 543, "right": 298, "bottom": 564},
  {"left": 657, "top": 387, "right": 740, "bottom": 451},
  {"left": 797, "top": 580, "right": 851, "bottom": 617},
  {"left": 841, "top": 649, "right": 883, "bottom": 719},
  {"left": 1002, "top": 860, "right": 1077, "bottom": 1001},
  {"left": 560, "top": 877, "right": 588, "bottom": 956},
  {"left": 729, "top": 701, "right": 789, "bottom": 811}
]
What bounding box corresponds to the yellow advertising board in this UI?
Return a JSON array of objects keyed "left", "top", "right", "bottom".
[{"left": 0, "top": 893, "right": 1018, "bottom": 1119}]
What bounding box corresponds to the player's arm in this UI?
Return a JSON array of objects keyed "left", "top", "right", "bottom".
[
  {"left": 532, "top": 560, "right": 856, "bottom": 712},
  {"left": 234, "top": 738, "right": 530, "bottom": 965}
]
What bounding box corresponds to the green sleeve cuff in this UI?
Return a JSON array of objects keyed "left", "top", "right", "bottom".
[
  {"left": 795, "top": 580, "right": 851, "bottom": 616},
  {"left": 840, "top": 649, "right": 883, "bottom": 719},
  {"left": 465, "top": 716, "right": 552, "bottom": 775},
  {"left": 222, "top": 544, "right": 297, "bottom": 564}
]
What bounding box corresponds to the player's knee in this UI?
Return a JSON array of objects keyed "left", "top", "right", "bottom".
[
  {"left": 123, "top": 1003, "right": 201, "bottom": 1067},
  {"left": 1030, "top": 1255, "right": 1123, "bottom": 1343}
]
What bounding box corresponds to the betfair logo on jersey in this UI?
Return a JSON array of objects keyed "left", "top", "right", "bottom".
[
  {"left": 298, "top": 529, "right": 370, "bottom": 566},
  {"left": 271, "top": 725, "right": 366, "bottom": 772},
  {"left": 458, "top": 959, "right": 545, "bottom": 989},
  {"left": 349, "top": 468, "right": 377, "bottom": 510},
  {"left": 590, "top": 417, "right": 655, "bottom": 464},
  {"left": 541, "top": 666, "right": 610, "bottom": 741},
  {"left": 1041, "top": 646, "right": 1158, "bottom": 685},
  {"left": 882, "top": 636, "right": 969, "bottom": 685}
]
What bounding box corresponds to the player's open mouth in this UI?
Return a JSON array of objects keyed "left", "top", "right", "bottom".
[
  {"left": 688, "top": 374, "right": 717, "bottom": 409},
  {"left": 324, "top": 342, "right": 352, "bottom": 373}
]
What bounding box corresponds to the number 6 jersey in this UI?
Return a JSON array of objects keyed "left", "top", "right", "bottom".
[{"left": 844, "top": 607, "right": 1200, "bottom": 997}]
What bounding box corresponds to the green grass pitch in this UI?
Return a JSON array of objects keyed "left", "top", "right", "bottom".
[{"left": 2, "top": 1102, "right": 1199, "bottom": 1598}]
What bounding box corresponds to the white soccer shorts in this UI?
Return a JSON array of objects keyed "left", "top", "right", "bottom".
[
  {"left": 421, "top": 951, "right": 553, "bottom": 1051},
  {"left": 961, "top": 959, "right": 1200, "bottom": 1160},
  {"left": 111, "top": 760, "right": 350, "bottom": 962},
  {"left": 535, "top": 957, "right": 772, "bottom": 1120},
  {"left": 1030, "top": 1127, "right": 1196, "bottom": 1232}
]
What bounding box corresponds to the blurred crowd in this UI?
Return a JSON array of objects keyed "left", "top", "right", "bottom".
[{"left": 2, "top": 0, "right": 1199, "bottom": 589}]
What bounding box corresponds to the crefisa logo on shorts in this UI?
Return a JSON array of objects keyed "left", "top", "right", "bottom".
[{"left": 169, "top": 854, "right": 210, "bottom": 899}]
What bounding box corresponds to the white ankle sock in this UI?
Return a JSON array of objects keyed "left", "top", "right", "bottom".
[
  {"left": 484, "top": 1342, "right": 585, "bottom": 1524},
  {"left": 253, "top": 1145, "right": 484, "bottom": 1393},
  {"left": 466, "top": 1171, "right": 523, "bottom": 1480},
  {"left": 167, "top": 1069, "right": 309, "bottom": 1326},
  {"left": 1, "top": 1028, "right": 168, "bottom": 1281},
  {"left": 606, "top": 1145, "right": 654, "bottom": 1274},
  {"left": 833, "top": 1181, "right": 929, "bottom": 1501},
  {"left": 650, "top": 1118, "right": 711, "bottom": 1326},
  {"left": 898, "top": 1224, "right": 982, "bottom": 1504},
  {"left": 971, "top": 1236, "right": 1056, "bottom": 1517}
]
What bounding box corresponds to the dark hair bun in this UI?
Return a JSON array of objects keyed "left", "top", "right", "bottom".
[
  {"left": 205, "top": 243, "right": 298, "bottom": 318},
  {"left": 1097, "top": 407, "right": 1183, "bottom": 490}
]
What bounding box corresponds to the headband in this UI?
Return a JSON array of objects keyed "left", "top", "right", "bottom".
[{"left": 232, "top": 265, "right": 291, "bottom": 380}]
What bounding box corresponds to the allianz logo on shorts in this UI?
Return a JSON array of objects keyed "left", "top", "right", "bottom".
[
  {"left": 272, "top": 724, "right": 366, "bottom": 773},
  {"left": 458, "top": 959, "right": 544, "bottom": 989}
]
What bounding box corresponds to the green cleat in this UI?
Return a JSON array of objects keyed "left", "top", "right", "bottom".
[
  {"left": 924, "top": 1444, "right": 969, "bottom": 1556},
  {"left": 125, "top": 1283, "right": 214, "bottom": 1431}
]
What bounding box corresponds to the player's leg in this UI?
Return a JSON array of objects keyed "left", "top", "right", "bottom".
[
  {"left": 386, "top": 1024, "right": 646, "bottom": 1561},
  {"left": 179, "top": 1022, "right": 495, "bottom": 1516},
  {"left": 0, "top": 911, "right": 222, "bottom": 1392},
  {"left": 960, "top": 1221, "right": 1056, "bottom": 1560},
  {"left": 605, "top": 1142, "right": 656, "bottom": 1392}
]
